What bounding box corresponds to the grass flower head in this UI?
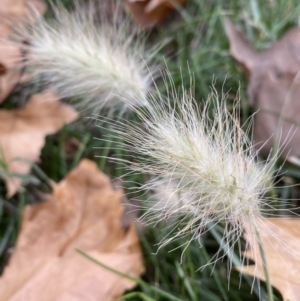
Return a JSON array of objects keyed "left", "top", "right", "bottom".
[
  {"left": 106, "top": 83, "right": 277, "bottom": 267},
  {"left": 18, "top": 2, "right": 153, "bottom": 113}
]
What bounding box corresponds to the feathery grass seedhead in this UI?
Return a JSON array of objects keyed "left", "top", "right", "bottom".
[
  {"left": 18, "top": 2, "right": 153, "bottom": 113},
  {"left": 104, "top": 83, "right": 278, "bottom": 266}
]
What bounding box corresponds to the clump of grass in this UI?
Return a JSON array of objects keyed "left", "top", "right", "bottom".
[{"left": 2, "top": 1, "right": 300, "bottom": 301}]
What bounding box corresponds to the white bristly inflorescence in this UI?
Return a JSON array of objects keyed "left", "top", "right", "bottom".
[
  {"left": 104, "top": 84, "right": 278, "bottom": 267},
  {"left": 19, "top": 2, "right": 153, "bottom": 113}
]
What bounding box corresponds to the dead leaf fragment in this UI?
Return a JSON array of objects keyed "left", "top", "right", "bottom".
[
  {"left": 0, "top": 159, "right": 144, "bottom": 301},
  {"left": 126, "top": 0, "right": 186, "bottom": 28},
  {"left": 0, "top": 0, "right": 46, "bottom": 23},
  {"left": 238, "top": 218, "right": 300, "bottom": 301},
  {"left": 0, "top": 91, "right": 78, "bottom": 197},
  {"left": 0, "top": 0, "right": 46, "bottom": 103},
  {"left": 0, "top": 24, "right": 22, "bottom": 104},
  {"left": 225, "top": 19, "right": 300, "bottom": 159},
  {"left": 64, "top": 137, "right": 81, "bottom": 157}
]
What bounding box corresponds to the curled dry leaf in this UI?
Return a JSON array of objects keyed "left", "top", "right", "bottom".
[
  {"left": 0, "top": 91, "right": 78, "bottom": 197},
  {"left": 225, "top": 19, "right": 300, "bottom": 159},
  {"left": 0, "top": 159, "right": 144, "bottom": 301},
  {"left": 238, "top": 218, "right": 300, "bottom": 301},
  {"left": 0, "top": 0, "right": 46, "bottom": 103},
  {"left": 126, "top": 0, "right": 186, "bottom": 28}
]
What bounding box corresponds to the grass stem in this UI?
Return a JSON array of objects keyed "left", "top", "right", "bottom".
[{"left": 255, "top": 228, "right": 274, "bottom": 301}]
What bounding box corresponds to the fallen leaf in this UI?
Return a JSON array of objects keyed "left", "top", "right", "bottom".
[
  {"left": 0, "top": 0, "right": 46, "bottom": 103},
  {"left": 0, "top": 24, "right": 22, "bottom": 104},
  {"left": 0, "top": 159, "right": 144, "bottom": 301},
  {"left": 126, "top": 0, "right": 186, "bottom": 28},
  {"left": 0, "top": 0, "right": 46, "bottom": 22},
  {"left": 0, "top": 91, "right": 78, "bottom": 197},
  {"left": 238, "top": 218, "right": 300, "bottom": 301},
  {"left": 225, "top": 19, "right": 300, "bottom": 159}
]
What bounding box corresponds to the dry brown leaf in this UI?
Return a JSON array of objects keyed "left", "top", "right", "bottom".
[
  {"left": 225, "top": 19, "right": 300, "bottom": 159},
  {"left": 238, "top": 218, "right": 300, "bottom": 301},
  {"left": 0, "top": 0, "right": 46, "bottom": 22},
  {"left": 0, "top": 159, "right": 144, "bottom": 301},
  {"left": 0, "top": 91, "right": 78, "bottom": 197},
  {"left": 0, "top": 0, "right": 46, "bottom": 103},
  {"left": 0, "top": 24, "right": 22, "bottom": 104},
  {"left": 126, "top": 0, "right": 186, "bottom": 28}
]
